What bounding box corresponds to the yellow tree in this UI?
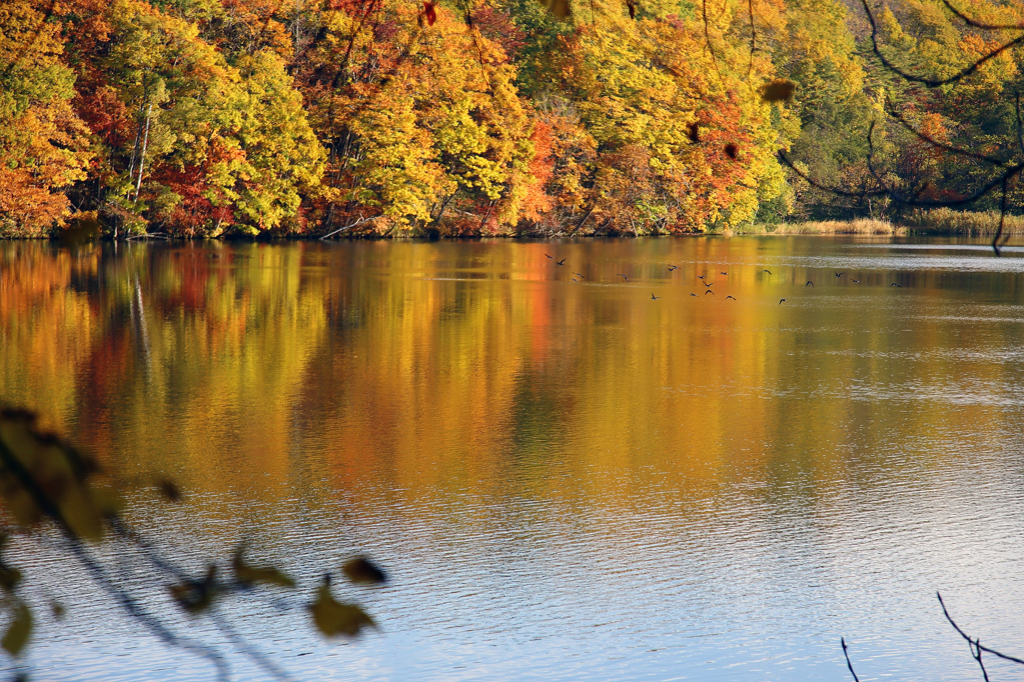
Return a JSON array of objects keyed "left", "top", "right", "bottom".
[
  {"left": 301, "top": 0, "right": 535, "bottom": 236},
  {"left": 0, "top": 0, "right": 91, "bottom": 236}
]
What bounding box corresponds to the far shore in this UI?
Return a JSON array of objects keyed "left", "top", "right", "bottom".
[{"left": 3, "top": 209, "right": 1023, "bottom": 241}]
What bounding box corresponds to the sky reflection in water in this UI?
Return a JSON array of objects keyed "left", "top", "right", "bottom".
[{"left": 2, "top": 236, "right": 1024, "bottom": 681}]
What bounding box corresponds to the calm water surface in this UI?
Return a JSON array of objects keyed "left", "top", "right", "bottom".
[{"left": 3, "top": 237, "right": 1024, "bottom": 681}]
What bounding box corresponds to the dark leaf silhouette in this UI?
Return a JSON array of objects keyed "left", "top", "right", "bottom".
[
  {"left": 57, "top": 217, "right": 102, "bottom": 247},
  {"left": 233, "top": 547, "right": 296, "bottom": 588},
  {"left": 686, "top": 122, "right": 700, "bottom": 143},
  {"left": 156, "top": 478, "right": 182, "bottom": 503},
  {"left": 0, "top": 409, "right": 120, "bottom": 541},
  {"left": 342, "top": 557, "right": 388, "bottom": 585},
  {"left": 1, "top": 601, "right": 32, "bottom": 656},
  {"left": 309, "top": 576, "right": 376, "bottom": 637},
  {"left": 724, "top": 143, "right": 738, "bottom": 160},
  {"left": 538, "top": 0, "right": 570, "bottom": 19},
  {"left": 169, "top": 565, "right": 218, "bottom": 614},
  {"left": 760, "top": 80, "right": 795, "bottom": 103},
  {"left": 0, "top": 536, "right": 22, "bottom": 592}
]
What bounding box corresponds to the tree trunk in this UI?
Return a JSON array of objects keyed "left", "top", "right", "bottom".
[{"left": 133, "top": 102, "right": 153, "bottom": 204}]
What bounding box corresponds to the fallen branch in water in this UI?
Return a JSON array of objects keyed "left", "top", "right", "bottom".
[{"left": 320, "top": 216, "right": 378, "bottom": 240}]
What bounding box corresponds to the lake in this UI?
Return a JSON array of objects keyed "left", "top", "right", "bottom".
[{"left": 3, "top": 236, "right": 1024, "bottom": 681}]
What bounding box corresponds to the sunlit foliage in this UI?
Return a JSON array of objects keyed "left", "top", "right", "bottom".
[{"left": 1, "top": 0, "right": 1022, "bottom": 235}]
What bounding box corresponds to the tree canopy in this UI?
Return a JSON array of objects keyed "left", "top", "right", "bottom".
[{"left": 1, "top": 0, "right": 1023, "bottom": 237}]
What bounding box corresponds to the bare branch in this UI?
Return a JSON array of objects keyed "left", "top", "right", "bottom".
[
  {"left": 320, "top": 215, "right": 378, "bottom": 240},
  {"left": 0, "top": 437, "right": 230, "bottom": 681},
  {"left": 747, "top": 0, "right": 755, "bottom": 79},
  {"left": 860, "top": 0, "right": 1024, "bottom": 88},
  {"left": 1015, "top": 92, "right": 1024, "bottom": 155},
  {"left": 841, "top": 638, "right": 861, "bottom": 682},
  {"left": 777, "top": 150, "right": 887, "bottom": 198},
  {"left": 940, "top": 0, "right": 1024, "bottom": 30},
  {"left": 701, "top": 0, "right": 721, "bottom": 76},
  {"left": 938, "top": 592, "right": 1024, "bottom": 667},
  {"left": 885, "top": 103, "right": 1009, "bottom": 166}
]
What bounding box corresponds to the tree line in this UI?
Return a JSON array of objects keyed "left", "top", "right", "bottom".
[{"left": 0, "top": 0, "right": 1022, "bottom": 239}]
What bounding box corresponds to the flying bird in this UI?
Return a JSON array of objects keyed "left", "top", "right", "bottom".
[
  {"left": 890, "top": 282, "right": 901, "bottom": 287},
  {"left": 779, "top": 298, "right": 786, "bottom": 304},
  {"left": 835, "top": 272, "right": 844, "bottom": 278},
  {"left": 690, "top": 293, "right": 697, "bottom": 297},
  {"left": 720, "top": 271, "right": 728, "bottom": 275},
  {"left": 705, "top": 289, "right": 715, "bottom": 296},
  {"left": 725, "top": 295, "right": 736, "bottom": 300},
  {"left": 651, "top": 293, "right": 660, "bottom": 300},
  {"left": 618, "top": 274, "right": 628, "bottom": 281},
  {"left": 805, "top": 281, "right": 814, "bottom": 287},
  {"left": 572, "top": 278, "right": 578, "bottom": 282},
  {"left": 544, "top": 254, "right": 554, "bottom": 259},
  {"left": 574, "top": 273, "right": 586, "bottom": 279},
  {"left": 556, "top": 259, "right": 566, "bottom": 265},
  {"left": 697, "top": 274, "right": 706, "bottom": 280},
  {"left": 852, "top": 279, "right": 860, "bottom": 283},
  {"left": 668, "top": 264, "right": 679, "bottom": 271},
  {"left": 763, "top": 269, "right": 773, "bottom": 275},
  {"left": 703, "top": 281, "right": 713, "bottom": 287}
]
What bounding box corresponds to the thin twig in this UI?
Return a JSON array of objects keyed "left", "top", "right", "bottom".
[
  {"left": 1015, "top": 92, "right": 1024, "bottom": 155},
  {"left": 886, "top": 102, "right": 1008, "bottom": 166},
  {"left": 747, "top": 0, "right": 755, "bottom": 79},
  {"left": 938, "top": 592, "right": 1024, "bottom": 666},
  {"left": 841, "top": 638, "right": 860, "bottom": 682},
  {"left": 777, "top": 150, "right": 887, "bottom": 198},
  {"left": 0, "top": 439, "right": 230, "bottom": 681},
  {"left": 940, "top": 0, "right": 1024, "bottom": 30},
  {"left": 860, "top": 0, "right": 1024, "bottom": 88}
]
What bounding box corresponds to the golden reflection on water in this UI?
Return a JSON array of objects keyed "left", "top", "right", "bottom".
[
  {"left": 7, "top": 238, "right": 1024, "bottom": 681},
  {"left": 3, "top": 238, "right": 1024, "bottom": 520}
]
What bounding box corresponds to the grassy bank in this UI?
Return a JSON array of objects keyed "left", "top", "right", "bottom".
[
  {"left": 736, "top": 210, "right": 1024, "bottom": 237},
  {"left": 730, "top": 218, "right": 907, "bottom": 235},
  {"left": 901, "top": 208, "right": 1024, "bottom": 235}
]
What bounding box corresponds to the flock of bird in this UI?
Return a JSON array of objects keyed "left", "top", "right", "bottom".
[{"left": 544, "top": 253, "right": 902, "bottom": 304}]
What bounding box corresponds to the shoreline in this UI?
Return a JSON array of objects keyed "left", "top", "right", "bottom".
[{"left": 4, "top": 214, "right": 1024, "bottom": 242}]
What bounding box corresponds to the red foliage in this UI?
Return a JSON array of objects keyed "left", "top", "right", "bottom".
[
  {"left": 521, "top": 120, "right": 554, "bottom": 222},
  {"left": 75, "top": 86, "right": 131, "bottom": 149},
  {"left": 472, "top": 6, "right": 527, "bottom": 61},
  {"left": 150, "top": 152, "right": 236, "bottom": 237}
]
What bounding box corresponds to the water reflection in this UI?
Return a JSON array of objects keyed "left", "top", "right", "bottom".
[{"left": 3, "top": 237, "right": 1024, "bottom": 680}]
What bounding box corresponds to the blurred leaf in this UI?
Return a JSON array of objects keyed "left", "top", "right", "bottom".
[
  {"left": 2, "top": 601, "right": 32, "bottom": 657},
  {"left": 156, "top": 478, "right": 182, "bottom": 503},
  {"left": 0, "top": 535, "right": 21, "bottom": 593},
  {"left": 57, "top": 216, "right": 102, "bottom": 247},
  {"left": 233, "top": 547, "right": 295, "bottom": 588},
  {"left": 538, "top": 0, "right": 570, "bottom": 19},
  {"left": 0, "top": 409, "right": 121, "bottom": 541},
  {"left": 342, "top": 557, "right": 388, "bottom": 585},
  {"left": 0, "top": 564, "right": 21, "bottom": 593},
  {"left": 422, "top": 1, "right": 436, "bottom": 26},
  {"left": 169, "top": 565, "right": 218, "bottom": 614},
  {"left": 760, "top": 80, "right": 795, "bottom": 103},
  {"left": 309, "top": 577, "right": 375, "bottom": 637}
]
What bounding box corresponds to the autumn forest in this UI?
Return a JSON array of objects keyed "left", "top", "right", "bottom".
[{"left": 1, "top": 0, "right": 1023, "bottom": 238}]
